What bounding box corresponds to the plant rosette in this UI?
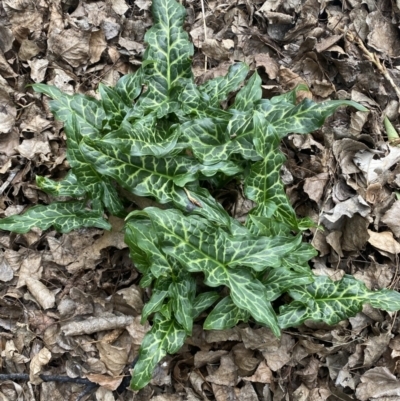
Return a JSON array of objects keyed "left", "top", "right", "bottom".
[{"left": 1, "top": 0, "right": 400, "bottom": 391}]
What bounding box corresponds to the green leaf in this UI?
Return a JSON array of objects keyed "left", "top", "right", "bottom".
[
  {"left": 102, "top": 115, "right": 181, "bottom": 158},
  {"left": 278, "top": 275, "right": 400, "bottom": 329},
  {"left": 204, "top": 296, "right": 250, "bottom": 330},
  {"left": 234, "top": 72, "right": 262, "bottom": 111},
  {"left": 199, "top": 63, "right": 249, "bottom": 106},
  {"left": 125, "top": 219, "right": 173, "bottom": 278},
  {"left": 36, "top": 171, "right": 86, "bottom": 198},
  {"left": 136, "top": 0, "right": 194, "bottom": 113},
  {"left": 138, "top": 208, "right": 300, "bottom": 273},
  {"left": 263, "top": 267, "right": 314, "bottom": 301},
  {"left": 258, "top": 98, "right": 368, "bottom": 139},
  {"left": 180, "top": 112, "right": 260, "bottom": 165},
  {"left": 64, "top": 115, "right": 124, "bottom": 216},
  {"left": 33, "top": 84, "right": 105, "bottom": 137},
  {"left": 99, "top": 83, "right": 129, "bottom": 129},
  {"left": 115, "top": 71, "right": 143, "bottom": 105},
  {"left": 192, "top": 292, "right": 220, "bottom": 319},
  {"left": 0, "top": 201, "right": 111, "bottom": 234},
  {"left": 141, "top": 290, "right": 169, "bottom": 322},
  {"left": 80, "top": 137, "right": 202, "bottom": 202},
  {"left": 245, "top": 116, "right": 299, "bottom": 228},
  {"left": 130, "top": 314, "right": 186, "bottom": 390},
  {"left": 132, "top": 207, "right": 293, "bottom": 335},
  {"left": 170, "top": 273, "right": 196, "bottom": 334}
]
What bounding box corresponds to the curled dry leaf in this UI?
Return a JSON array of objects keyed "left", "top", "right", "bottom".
[
  {"left": 29, "top": 347, "right": 52, "bottom": 385},
  {"left": 0, "top": 251, "right": 13, "bottom": 282},
  {"left": 61, "top": 315, "right": 133, "bottom": 336},
  {"left": 4, "top": 340, "right": 30, "bottom": 364},
  {"left": 25, "top": 277, "right": 56, "bottom": 310}
]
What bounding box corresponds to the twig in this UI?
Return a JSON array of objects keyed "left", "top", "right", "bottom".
[
  {"left": 0, "top": 373, "right": 92, "bottom": 384},
  {"left": 76, "top": 382, "right": 98, "bottom": 401},
  {"left": 0, "top": 373, "right": 99, "bottom": 401},
  {"left": 200, "top": 0, "right": 208, "bottom": 71},
  {"left": 345, "top": 30, "right": 400, "bottom": 104}
]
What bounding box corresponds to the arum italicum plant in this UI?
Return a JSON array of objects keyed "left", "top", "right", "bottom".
[{"left": 2, "top": 0, "right": 400, "bottom": 390}]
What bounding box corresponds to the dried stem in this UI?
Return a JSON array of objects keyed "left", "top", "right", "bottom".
[
  {"left": 200, "top": 0, "right": 208, "bottom": 71},
  {"left": 345, "top": 30, "right": 400, "bottom": 104}
]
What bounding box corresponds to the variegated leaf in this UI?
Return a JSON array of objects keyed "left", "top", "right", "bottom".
[
  {"left": 278, "top": 275, "right": 400, "bottom": 329},
  {"left": 0, "top": 201, "right": 111, "bottom": 234},
  {"left": 36, "top": 171, "right": 86, "bottom": 198},
  {"left": 130, "top": 314, "right": 186, "bottom": 390},
  {"left": 204, "top": 296, "right": 250, "bottom": 330},
  {"left": 32, "top": 84, "right": 105, "bottom": 137},
  {"left": 136, "top": 0, "right": 193, "bottom": 113}
]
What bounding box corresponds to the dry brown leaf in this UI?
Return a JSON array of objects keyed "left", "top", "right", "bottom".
[
  {"left": 364, "top": 332, "right": 392, "bottom": 366},
  {"left": 354, "top": 146, "right": 400, "bottom": 186},
  {"left": 239, "top": 327, "right": 279, "bottom": 351},
  {"left": 263, "top": 334, "right": 294, "bottom": 371},
  {"left": 27, "top": 58, "right": 48, "bottom": 83},
  {"left": 293, "top": 383, "right": 309, "bottom": 401},
  {"left": 194, "top": 350, "right": 228, "bottom": 368},
  {"left": 366, "top": 11, "right": 400, "bottom": 58},
  {"left": 4, "top": 340, "right": 30, "bottom": 364},
  {"left": 125, "top": 316, "right": 151, "bottom": 348},
  {"left": 97, "top": 341, "right": 129, "bottom": 376},
  {"left": 242, "top": 361, "right": 273, "bottom": 384},
  {"left": 18, "top": 39, "right": 40, "bottom": 61},
  {"left": 202, "top": 39, "right": 234, "bottom": 61},
  {"left": 382, "top": 200, "right": 400, "bottom": 238},
  {"left": 356, "top": 367, "right": 400, "bottom": 400},
  {"left": 0, "top": 88, "right": 16, "bottom": 134},
  {"left": 17, "top": 139, "right": 51, "bottom": 159},
  {"left": 25, "top": 278, "right": 55, "bottom": 310},
  {"left": 235, "top": 382, "right": 259, "bottom": 401},
  {"left": 62, "top": 315, "right": 133, "bottom": 336},
  {"left": 205, "top": 355, "right": 238, "bottom": 387},
  {"left": 321, "top": 196, "right": 370, "bottom": 231},
  {"left": 303, "top": 173, "right": 329, "bottom": 203},
  {"left": 16, "top": 252, "right": 42, "bottom": 287},
  {"left": 0, "top": 26, "right": 14, "bottom": 52},
  {"left": 86, "top": 373, "right": 123, "bottom": 391},
  {"left": 0, "top": 252, "right": 13, "bottom": 282},
  {"left": 367, "top": 230, "right": 400, "bottom": 254},
  {"left": 95, "top": 387, "right": 116, "bottom": 401},
  {"left": 29, "top": 346, "right": 52, "bottom": 384},
  {"left": 89, "top": 30, "right": 107, "bottom": 64},
  {"left": 48, "top": 27, "right": 91, "bottom": 68}
]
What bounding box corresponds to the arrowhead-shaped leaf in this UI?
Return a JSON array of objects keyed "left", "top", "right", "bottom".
[
  {"left": 258, "top": 98, "right": 368, "bottom": 139},
  {"left": 32, "top": 84, "right": 105, "bottom": 137},
  {"left": 136, "top": 0, "right": 193, "bottom": 113},
  {"left": 278, "top": 275, "right": 400, "bottom": 329},
  {"left": 0, "top": 201, "right": 111, "bottom": 234},
  {"left": 130, "top": 314, "right": 186, "bottom": 390}
]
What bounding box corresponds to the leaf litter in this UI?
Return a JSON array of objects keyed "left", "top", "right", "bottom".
[{"left": 2, "top": 0, "right": 400, "bottom": 400}]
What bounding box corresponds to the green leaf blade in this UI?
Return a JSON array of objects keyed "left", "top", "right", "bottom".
[
  {"left": 0, "top": 201, "right": 111, "bottom": 234},
  {"left": 131, "top": 314, "right": 186, "bottom": 390}
]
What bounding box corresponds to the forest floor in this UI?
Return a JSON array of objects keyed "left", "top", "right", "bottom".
[{"left": 2, "top": 0, "right": 400, "bottom": 400}]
